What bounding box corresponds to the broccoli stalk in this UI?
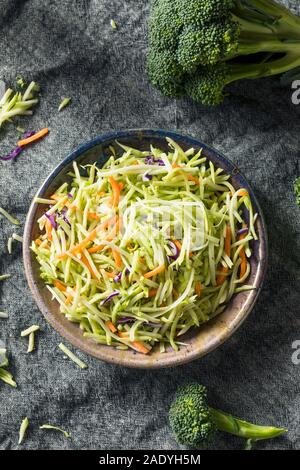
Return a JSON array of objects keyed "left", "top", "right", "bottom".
[
  {"left": 169, "top": 384, "right": 287, "bottom": 448},
  {"left": 210, "top": 408, "right": 286, "bottom": 440},
  {"left": 147, "top": 0, "right": 300, "bottom": 105}
]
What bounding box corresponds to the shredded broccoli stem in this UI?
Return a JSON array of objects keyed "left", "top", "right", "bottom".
[
  {"left": 21, "top": 325, "right": 40, "bottom": 337},
  {"left": 58, "top": 343, "right": 88, "bottom": 369},
  {"left": 39, "top": 424, "right": 70, "bottom": 438},
  {"left": 18, "top": 417, "right": 29, "bottom": 445},
  {"left": 0, "top": 207, "right": 20, "bottom": 225},
  {"left": 32, "top": 138, "right": 258, "bottom": 354}
]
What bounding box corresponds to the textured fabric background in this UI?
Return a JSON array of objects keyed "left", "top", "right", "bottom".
[{"left": 0, "top": 0, "right": 300, "bottom": 450}]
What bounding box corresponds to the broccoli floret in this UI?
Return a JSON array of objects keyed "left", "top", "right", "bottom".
[
  {"left": 177, "top": 0, "right": 234, "bottom": 26},
  {"left": 149, "top": 0, "right": 182, "bottom": 51},
  {"left": 146, "top": 50, "right": 184, "bottom": 98},
  {"left": 169, "top": 384, "right": 216, "bottom": 447},
  {"left": 147, "top": 0, "right": 300, "bottom": 105},
  {"left": 169, "top": 383, "right": 287, "bottom": 448},
  {"left": 185, "top": 64, "right": 228, "bottom": 105},
  {"left": 177, "top": 20, "right": 239, "bottom": 71}
]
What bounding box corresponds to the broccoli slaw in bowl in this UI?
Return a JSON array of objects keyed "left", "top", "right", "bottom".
[{"left": 23, "top": 130, "right": 267, "bottom": 368}]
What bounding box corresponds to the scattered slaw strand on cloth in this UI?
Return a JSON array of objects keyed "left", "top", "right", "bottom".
[{"left": 32, "top": 138, "right": 258, "bottom": 354}]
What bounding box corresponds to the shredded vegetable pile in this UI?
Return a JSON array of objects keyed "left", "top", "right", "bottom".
[{"left": 32, "top": 138, "right": 257, "bottom": 354}]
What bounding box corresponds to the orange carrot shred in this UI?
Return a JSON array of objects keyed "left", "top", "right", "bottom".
[
  {"left": 18, "top": 128, "right": 49, "bottom": 147},
  {"left": 216, "top": 265, "right": 229, "bottom": 286},
  {"left": 106, "top": 321, "right": 117, "bottom": 333},
  {"left": 238, "top": 190, "right": 248, "bottom": 197},
  {"left": 65, "top": 294, "right": 73, "bottom": 306},
  {"left": 144, "top": 264, "right": 165, "bottom": 279},
  {"left": 148, "top": 289, "right": 158, "bottom": 298},
  {"left": 173, "top": 239, "right": 182, "bottom": 251},
  {"left": 112, "top": 248, "right": 122, "bottom": 268},
  {"left": 54, "top": 280, "right": 67, "bottom": 292},
  {"left": 108, "top": 176, "right": 121, "bottom": 207},
  {"left": 35, "top": 239, "right": 42, "bottom": 246},
  {"left": 195, "top": 281, "right": 202, "bottom": 296},
  {"left": 81, "top": 255, "right": 97, "bottom": 279},
  {"left": 118, "top": 332, "right": 150, "bottom": 355},
  {"left": 87, "top": 212, "right": 100, "bottom": 221},
  {"left": 45, "top": 218, "right": 53, "bottom": 240}
]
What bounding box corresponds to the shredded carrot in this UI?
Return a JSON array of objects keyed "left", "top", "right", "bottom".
[
  {"left": 148, "top": 289, "right": 158, "bottom": 298},
  {"left": 131, "top": 341, "right": 150, "bottom": 355},
  {"left": 239, "top": 227, "right": 248, "bottom": 279},
  {"left": 118, "top": 182, "right": 124, "bottom": 190},
  {"left": 87, "top": 212, "right": 100, "bottom": 221},
  {"left": 144, "top": 263, "right": 165, "bottom": 279},
  {"left": 98, "top": 191, "right": 106, "bottom": 197},
  {"left": 112, "top": 248, "right": 122, "bottom": 268},
  {"left": 70, "top": 216, "right": 117, "bottom": 255},
  {"left": 216, "top": 225, "right": 231, "bottom": 286},
  {"left": 56, "top": 253, "right": 67, "bottom": 260},
  {"left": 54, "top": 280, "right": 67, "bottom": 292},
  {"left": 81, "top": 255, "right": 97, "bottom": 279},
  {"left": 88, "top": 244, "right": 106, "bottom": 254},
  {"left": 70, "top": 229, "right": 97, "bottom": 254},
  {"left": 195, "top": 281, "right": 202, "bottom": 296},
  {"left": 106, "top": 321, "right": 117, "bottom": 333},
  {"left": 18, "top": 127, "right": 49, "bottom": 147},
  {"left": 108, "top": 176, "right": 121, "bottom": 207},
  {"left": 45, "top": 218, "right": 53, "bottom": 240},
  {"left": 238, "top": 190, "right": 248, "bottom": 197},
  {"left": 216, "top": 265, "right": 229, "bottom": 286},
  {"left": 173, "top": 239, "right": 182, "bottom": 251},
  {"left": 118, "top": 332, "right": 150, "bottom": 355},
  {"left": 35, "top": 238, "right": 42, "bottom": 246},
  {"left": 64, "top": 294, "right": 73, "bottom": 306}
]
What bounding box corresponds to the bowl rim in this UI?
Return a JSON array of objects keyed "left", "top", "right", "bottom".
[{"left": 23, "top": 129, "right": 268, "bottom": 369}]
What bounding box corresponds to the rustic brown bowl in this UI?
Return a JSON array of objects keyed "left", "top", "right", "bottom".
[{"left": 23, "top": 129, "right": 268, "bottom": 368}]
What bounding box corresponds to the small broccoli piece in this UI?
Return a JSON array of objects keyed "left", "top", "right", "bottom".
[
  {"left": 146, "top": 50, "right": 184, "bottom": 98},
  {"left": 169, "top": 383, "right": 287, "bottom": 448},
  {"left": 169, "top": 384, "right": 216, "bottom": 447},
  {"left": 147, "top": 0, "right": 300, "bottom": 105}
]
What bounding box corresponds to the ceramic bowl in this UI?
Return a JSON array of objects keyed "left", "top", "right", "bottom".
[{"left": 23, "top": 129, "right": 268, "bottom": 368}]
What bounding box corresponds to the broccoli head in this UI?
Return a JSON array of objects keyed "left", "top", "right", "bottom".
[
  {"left": 147, "top": 0, "right": 300, "bottom": 105},
  {"left": 169, "top": 383, "right": 287, "bottom": 448},
  {"left": 169, "top": 384, "right": 216, "bottom": 447}
]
